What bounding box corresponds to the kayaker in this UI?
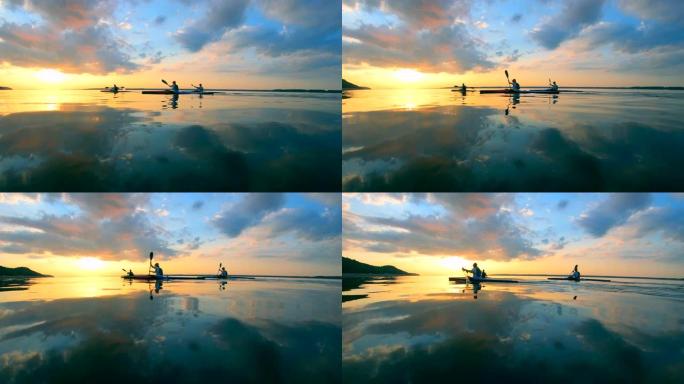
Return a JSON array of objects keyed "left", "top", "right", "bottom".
[
  {"left": 481, "top": 269, "right": 487, "bottom": 278},
  {"left": 169, "top": 81, "right": 179, "bottom": 94},
  {"left": 219, "top": 266, "right": 228, "bottom": 278},
  {"left": 460, "top": 83, "right": 467, "bottom": 92},
  {"left": 154, "top": 262, "right": 164, "bottom": 278},
  {"left": 511, "top": 79, "right": 520, "bottom": 92},
  {"left": 462, "top": 263, "right": 483, "bottom": 279},
  {"left": 193, "top": 83, "right": 204, "bottom": 93},
  {"left": 112, "top": 84, "right": 119, "bottom": 92},
  {"left": 549, "top": 80, "right": 559, "bottom": 91},
  {"left": 127, "top": 269, "right": 134, "bottom": 277},
  {"left": 568, "top": 265, "right": 580, "bottom": 280}
]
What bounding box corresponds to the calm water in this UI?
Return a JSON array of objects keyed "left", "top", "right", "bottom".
[
  {"left": 0, "top": 90, "right": 341, "bottom": 191},
  {"left": 343, "top": 275, "right": 684, "bottom": 383},
  {"left": 343, "top": 88, "right": 684, "bottom": 191},
  {"left": 0, "top": 276, "right": 341, "bottom": 383}
]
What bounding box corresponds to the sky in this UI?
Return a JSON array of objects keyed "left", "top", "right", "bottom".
[
  {"left": 343, "top": 193, "right": 684, "bottom": 278},
  {"left": 0, "top": 193, "right": 341, "bottom": 276},
  {"left": 342, "top": 0, "right": 684, "bottom": 88},
  {"left": 0, "top": 0, "right": 340, "bottom": 89}
]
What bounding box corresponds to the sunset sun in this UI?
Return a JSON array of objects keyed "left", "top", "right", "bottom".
[
  {"left": 394, "top": 68, "right": 424, "bottom": 83},
  {"left": 34, "top": 69, "right": 67, "bottom": 84}
]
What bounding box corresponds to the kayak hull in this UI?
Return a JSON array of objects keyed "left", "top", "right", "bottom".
[
  {"left": 203, "top": 275, "right": 255, "bottom": 280},
  {"left": 121, "top": 275, "right": 206, "bottom": 281},
  {"left": 480, "top": 89, "right": 559, "bottom": 94},
  {"left": 449, "top": 276, "right": 519, "bottom": 283},
  {"left": 141, "top": 90, "right": 216, "bottom": 95},
  {"left": 548, "top": 277, "right": 611, "bottom": 282}
]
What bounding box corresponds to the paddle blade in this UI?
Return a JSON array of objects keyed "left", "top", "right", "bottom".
[
  {"left": 505, "top": 70, "right": 509, "bottom": 79},
  {"left": 161, "top": 79, "right": 169, "bottom": 85}
]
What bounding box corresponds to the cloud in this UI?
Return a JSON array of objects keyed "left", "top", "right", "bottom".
[
  {"left": 530, "top": 0, "right": 606, "bottom": 49},
  {"left": 344, "top": 194, "right": 544, "bottom": 262},
  {"left": 342, "top": 0, "right": 493, "bottom": 73},
  {"left": 0, "top": 22, "right": 139, "bottom": 74},
  {"left": 630, "top": 205, "right": 684, "bottom": 243},
  {"left": 576, "top": 194, "right": 651, "bottom": 237},
  {"left": 0, "top": 0, "right": 139, "bottom": 74},
  {"left": 62, "top": 193, "right": 148, "bottom": 219},
  {"left": 0, "top": 195, "right": 178, "bottom": 261},
  {"left": 174, "top": 0, "right": 249, "bottom": 52},
  {"left": 343, "top": 23, "right": 495, "bottom": 73},
  {"left": 258, "top": 0, "right": 341, "bottom": 29},
  {"left": 3, "top": 0, "right": 117, "bottom": 29},
  {"left": 213, "top": 194, "right": 286, "bottom": 237},
  {"left": 213, "top": 193, "right": 341, "bottom": 242},
  {"left": 173, "top": 0, "right": 340, "bottom": 82},
  {"left": 266, "top": 206, "right": 341, "bottom": 241},
  {"left": 344, "top": 0, "right": 470, "bottom": 30},
  {"left": 618, "top": 0, "right": 684, "bottom": 23}
]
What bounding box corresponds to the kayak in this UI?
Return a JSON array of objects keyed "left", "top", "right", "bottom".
[
  {"left": 203, "top": 275, "right": 255, "bottom": 280},
  {"left": 101, "top": 90, "right": 130, "bottom": 93},
  {"left": 121, "top": 275, "right": 206, "bottom": 281},
  {"left": 479, "top": 89, "right": 559, "bottom": 94},
  {"left": 548, "top": 277, "right": 611, "bottom": 282},
  {"left": 449, "top": 276, "right": 519, "bottom": 283},
  {"left": 141, "top": 90, "right": 216, "bottom": 95}
]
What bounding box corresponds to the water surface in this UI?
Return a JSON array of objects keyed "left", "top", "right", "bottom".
[
  {"left": 343, "top": 89, "right": 684, "bottom": 191},
  {"left": 343, "top": 275, "right": 684, "bottom": 383},
  {"left": 0, "top": 90, "right": 341, "bottom": 191},
  {"left": 0, "top": 276, "right": 341, "bottom": 383}
]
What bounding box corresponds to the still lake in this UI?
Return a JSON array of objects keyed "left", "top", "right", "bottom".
[
  {"left": 0, "top": 276, "right": 341, "bottom": 383},
  {"left": 0, "top": 90, "right": 341, "bottom": 191},
  {"left": 343, "top": 88, "right": 684, "bottom": 192},
  {"left": 343, "top": 275, "right": 684, "bottom": 383}
]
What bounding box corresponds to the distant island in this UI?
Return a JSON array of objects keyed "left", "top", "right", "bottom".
[
  {"left": 342, "top": 257, "right": 417, "bottom": 276},
  {"left": 342, "top": 79, "right": 370, "bottom": 90},
  {"left": 627, "top": 86, "right": 684, "bottom": 90},
  {"left": 0, "top": 266, "right": 51, "bottom": 277},
  {"left": 0, "top": 86, "right": 12, "bottom": 90}
]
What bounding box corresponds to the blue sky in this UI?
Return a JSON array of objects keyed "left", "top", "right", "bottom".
[
  {"left": 0, "top": 193, "right": 341, "bottom": 276},
  {"left": 343, "top": 0, "right": 684, "bottom": 87},
  {"left": 0, "top": 0, "right": 341, "bottom": 89},
  {"left": 343, "top": 193, "right": 684, "bottom": 277}
]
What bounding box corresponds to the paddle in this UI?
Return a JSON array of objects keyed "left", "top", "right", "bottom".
[
  {"left": 148, "top": 252, "right": 154, "bottom": 278},
  {"left": 505, "top": 70, "right": 511, "bottom": 86},
  {"left": 161, "top": 79, "right": 169, "bottom": 86}
]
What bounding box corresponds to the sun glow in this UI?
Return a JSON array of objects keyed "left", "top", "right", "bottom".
[
  {"left": 34, "top": 69, "right": 67, "bottom": 84},
  {"left": 394, "top": 68, "right": 424, "bottom": 83},
  {"left": 439, "top": 256, "right": 470, "bottom": 274},
  {"left": 77, "top": 257, "right": 105, "bottom": 271}
]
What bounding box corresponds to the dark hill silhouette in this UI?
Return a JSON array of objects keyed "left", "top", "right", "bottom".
[
  {"left": 342, "top": 79, "right": 370, "bottom": 90},
  {"left": 342, "top": 257, "right": 416, "bottom": 275}
]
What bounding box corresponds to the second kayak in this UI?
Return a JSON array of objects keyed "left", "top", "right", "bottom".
[
  {"left": 480, "top": 89, "right": 559, "bottom": 94},
  {"left": 449, "top": 276, "right": 519, "bottom": 283}
]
